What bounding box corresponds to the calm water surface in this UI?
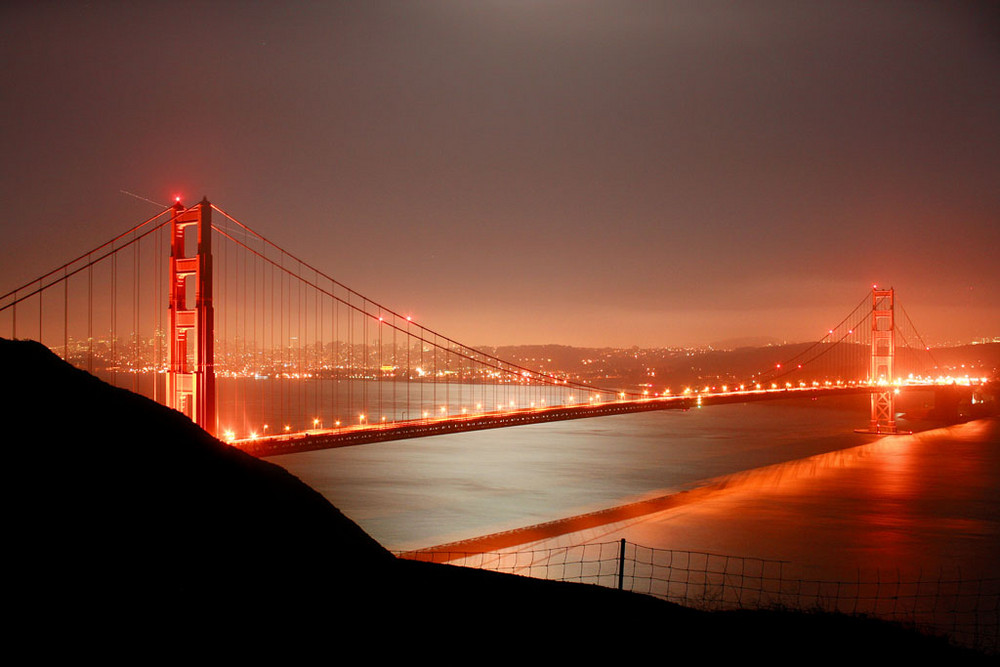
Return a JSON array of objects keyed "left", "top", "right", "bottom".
[{"left": 270, "top": 395, "right": 999, "bottom": 579}]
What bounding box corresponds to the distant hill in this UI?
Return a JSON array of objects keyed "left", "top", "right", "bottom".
[
  {"left": 1, "top": 338, "right": 989, "bottom": 660},
  {"left": 708, "top": 336, "right": 783, "bottom": 349}
]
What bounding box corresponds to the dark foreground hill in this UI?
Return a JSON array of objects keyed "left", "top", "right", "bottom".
[{"left": 1, "top": 338, "right": 989, "bottom": 661}]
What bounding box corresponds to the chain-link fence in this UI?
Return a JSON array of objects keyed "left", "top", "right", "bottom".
[{"left": 402, "top": 540, "right": 998, "bottom": 655}]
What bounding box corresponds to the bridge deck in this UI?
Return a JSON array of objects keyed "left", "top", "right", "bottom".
[{"left": 239, "top": 385, "right": 879, "bottom": 458}]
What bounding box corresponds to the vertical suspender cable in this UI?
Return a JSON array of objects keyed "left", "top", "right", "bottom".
[
  {"left": 133, "top": 230, "right": 138, "bottom": 393},
  {"left": 112, "top": 251, "right": 117, "bottom": 388},
  {"left": 63, "top": 268, "right": 68, "bottom": 360},
  {"left": 87, "top": 256, "right": 93, "bottom": 373},
  {"left": 317, "top": 269, "right": 322, "bottom": 426}
]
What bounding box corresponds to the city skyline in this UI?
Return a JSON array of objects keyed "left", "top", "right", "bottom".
[{"left": 2, "top": 2, "right": 997, "bottom": 348}]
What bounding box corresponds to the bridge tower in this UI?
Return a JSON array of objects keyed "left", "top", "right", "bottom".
[
  {"left": 166, "top": 198, "right": 216, "bottom": 435},
  {"left": 862, "top": 286, "right": 896, "bottom": 434}
]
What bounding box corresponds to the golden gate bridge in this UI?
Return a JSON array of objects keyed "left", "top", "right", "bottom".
[{"left": 0, "top": 199, "right": 977, "bottom": 456}]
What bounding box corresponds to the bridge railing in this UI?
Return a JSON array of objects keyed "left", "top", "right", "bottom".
[{"left": 400, "top": 540, "right": 998, "bottom": 655}]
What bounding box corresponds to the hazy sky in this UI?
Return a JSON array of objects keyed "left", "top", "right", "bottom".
[{"left": 2, "top": 1, "right": 997, "bottom": 347}]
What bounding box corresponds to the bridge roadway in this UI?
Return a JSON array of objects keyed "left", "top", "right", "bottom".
[{"left": 236, "top": 384, "right": 887, "bottom": 458}]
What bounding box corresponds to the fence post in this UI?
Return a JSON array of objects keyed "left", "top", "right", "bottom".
[{"left": 618, "top": 539, "right": 626, "bottom": 590}]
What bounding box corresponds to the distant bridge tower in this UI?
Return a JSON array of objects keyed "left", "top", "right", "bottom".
[
  {"left": 862, "top": 286, "right": 896, "bottom": 434},
  {"left": 166, "top": 198, "right": 216, "bottom": 436}
]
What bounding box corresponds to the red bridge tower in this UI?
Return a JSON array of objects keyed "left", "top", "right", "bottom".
[
  {"left": 166, "top": 198, "right": 216, "bottom": 435},
  {"left": 861, "top": 286, "right": 896, "bottom": 434}
]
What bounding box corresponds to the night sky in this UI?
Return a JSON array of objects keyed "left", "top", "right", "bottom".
[{"left": 2, "top": 1, "right": 997, "bottom": 348}]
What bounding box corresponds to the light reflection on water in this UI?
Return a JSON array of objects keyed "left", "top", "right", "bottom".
[
  {"left": 271, "top": 396, "right": 999, "bottom": 580},
  {"left": 572, "top": 419, "right": 1000, "bottom": 581}
]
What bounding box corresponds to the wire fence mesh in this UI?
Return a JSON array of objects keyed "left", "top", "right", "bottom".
[{"left": 401, "top": 540, "right": 999, "bottom": 655}]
